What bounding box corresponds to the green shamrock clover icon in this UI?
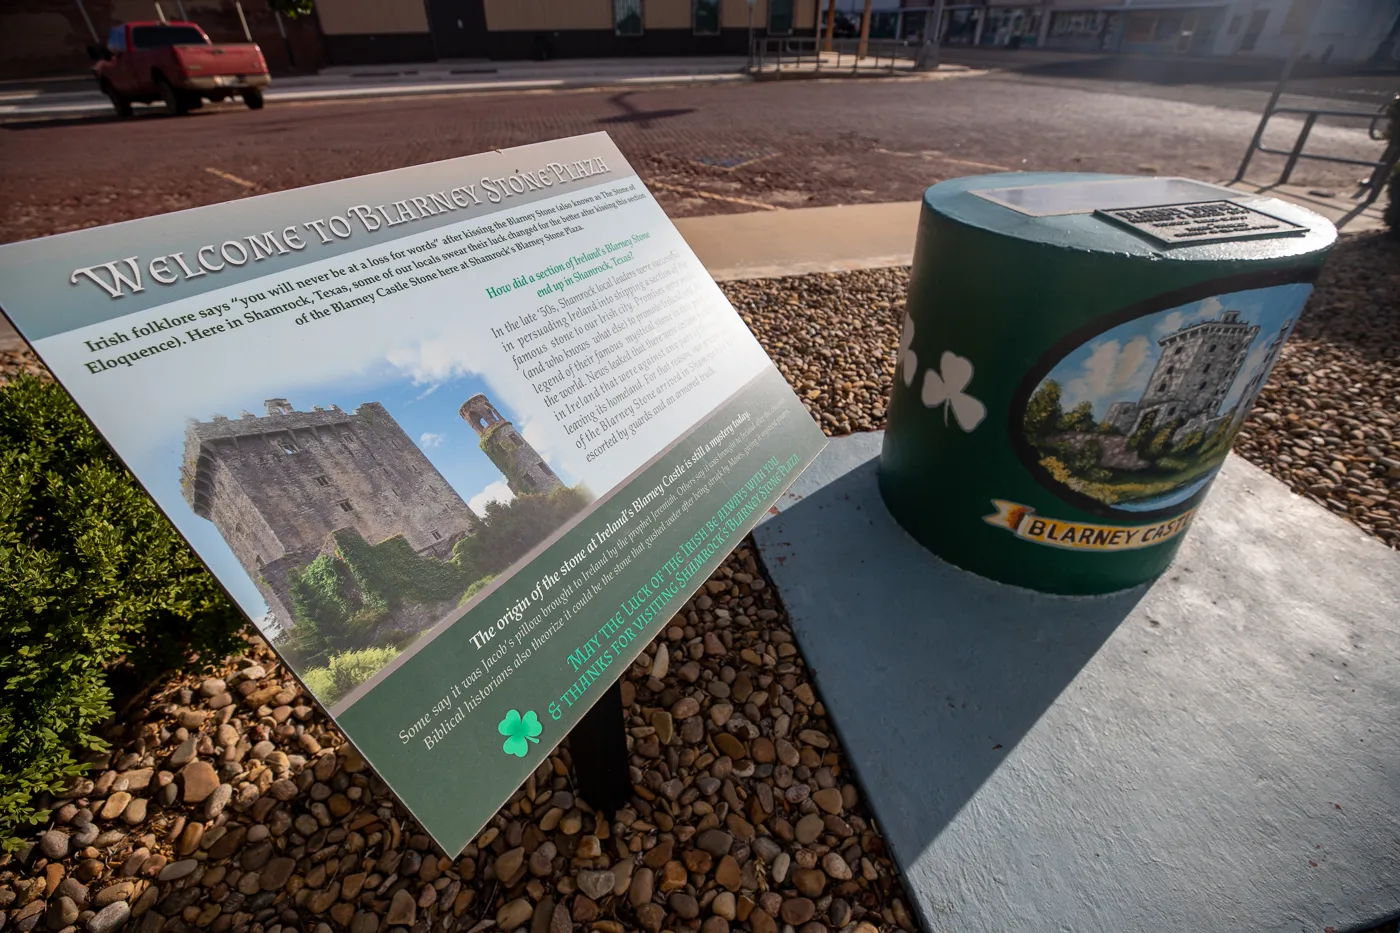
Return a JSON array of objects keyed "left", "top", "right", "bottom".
[{"left": 497, "top": 709, "right": 543, "bottom": 758}]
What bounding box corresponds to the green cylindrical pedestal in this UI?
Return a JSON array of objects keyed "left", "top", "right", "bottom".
[{"left": 880, "top": 173, "right": 1336, "bottom": 595}]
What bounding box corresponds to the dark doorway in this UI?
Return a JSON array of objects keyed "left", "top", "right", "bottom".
[
  {"left": 1237, "top": 9, "right": 1268, "bottom": 51},
  {"left": 428, "top": 0, "right": 488, "bottom": 59}
]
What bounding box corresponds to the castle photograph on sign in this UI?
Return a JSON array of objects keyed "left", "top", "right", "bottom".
[
  {"left": 180, "top": 382, "right": 589, "bottom": 706},
  {"left": 1020, "top": 282, "right": 1312, "bottom": 516}
]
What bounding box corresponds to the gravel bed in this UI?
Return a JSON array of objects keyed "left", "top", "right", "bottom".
[
  {"left": 721, "top": 270, "right": 906, "bottom": 436},
  {"left": 1231, "top": 233, "right": 1400, "bottom": 548},
  {"left": 0, "top": 345, "right": 48, "bottom": 387},
  {"left": 0, "top": 546, "right": 918, "bottom": 933},
  {"left": 720, "top": 232, "right": 1400, "bottom": 550}
]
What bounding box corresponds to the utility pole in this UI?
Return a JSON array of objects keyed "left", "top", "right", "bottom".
[
  {"left": 857, "top": 0, "right": 873, "bottom": 59},
  {"left": 234, "top": 0, "right": 252, "bottom": 41},
  {"left": 748, "top": 0, "right": 756, "bottom": 62},
  {"left": 824, "top": 0, "right": 837, "bottom": 51},
  {"left": 74, "top": 0, "right": 99, "bottom": 42}
]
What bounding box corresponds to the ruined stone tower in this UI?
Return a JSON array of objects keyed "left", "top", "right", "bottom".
[
  {"left": 182, "top": 399, "right": 478, "bottom": 626},
  {"left": 1126, "top": 309, "right": 1259, "bottom": 437},
  {"left": 1229, "top": 318, "right": 1291, "bottom": 433},
  {"left": 460, "top": 394, "right": 562, "bottom": 496}
]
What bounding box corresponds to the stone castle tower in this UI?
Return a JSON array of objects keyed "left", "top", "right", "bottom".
[
  {"left": 1229, "top": 318, "right": 1291, "bottom": 433},
  {"left": 460, "top": 394, "right": 562, "bottom": 496},
  {"left": 1110, "top": 309, "right": 1259, "bottom": 437},
  {"left": 182, "top": 398, "right": 478, "bottom": 627}
]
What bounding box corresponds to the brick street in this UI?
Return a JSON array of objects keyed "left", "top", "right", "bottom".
[{"left": 0, "top": 68, "right": 1388, "bottom": 245}]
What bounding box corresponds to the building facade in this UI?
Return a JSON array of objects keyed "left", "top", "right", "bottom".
[
  {"left": 461, "top": 393, "right": 563, "bottom": 496},
  {"left": 14, "top": 0, "right": 1393, "bottom": 78},
  {"left": 1031, "top": 0, "right": 1399, "bottom": 59},
  {"left": 888, "top": 0, "right": 1398, "bottom": 59},
  {"left": 182, "top": 398, "right": 479, "bottom": 624},
  {"left": 5, "top": 0, "right": 325, "bottom": 81},
  {"left": 313, "top": 0, "right": 823, "bottom": 65}
]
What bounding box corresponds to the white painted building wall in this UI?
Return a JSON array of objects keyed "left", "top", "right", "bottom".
[{"left": 1212, "top": 0, "right": 1399, "bottom": 60}]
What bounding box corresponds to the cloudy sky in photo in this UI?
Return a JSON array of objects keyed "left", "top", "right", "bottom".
[{"left": 1044, "top": 283, "right": 1313, "bottom": 421}]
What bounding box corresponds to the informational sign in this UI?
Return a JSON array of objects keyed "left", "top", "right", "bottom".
[
  {"left": 1095, "top": 200, "right": 1306, "bottom": 247},
  {"left": 0, "top": 133, "right": 827, "bottom": 854}
]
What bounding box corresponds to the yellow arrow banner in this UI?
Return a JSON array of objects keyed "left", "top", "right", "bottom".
[{"left": 983, "top": 499, "right": 1196, "bottom": 552}]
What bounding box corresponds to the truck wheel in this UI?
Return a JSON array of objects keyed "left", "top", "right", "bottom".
[
  {"left": 157, "top": 76, "right": 188, "bottom": 116},
  {"left": 102, "top": 82, "right": 133, "bottom": 119},
  {"left": 241, "top": 88, "right": 265, "bottom": 110}
]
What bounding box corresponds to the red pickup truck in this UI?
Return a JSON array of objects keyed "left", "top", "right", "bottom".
[{"left": 90, "top": 21, "right": 270, "bottom": 117}]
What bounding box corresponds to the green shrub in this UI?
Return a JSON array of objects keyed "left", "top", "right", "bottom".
[
  {"left": 300, "top": 646, "right": 400, "bottom": 705},
  {"left": 459, "top": 574, "right": 498, "bottom": 607},
  {"left": 1058, "top": 400, "right": 1096, "bottom": 434},
  {"left": 0, "top": 375, "right": 245, "bottom": 850},
  {"left": 1023, "top": 379, "right": 1063, "bottom": 441},
  {"left": 453, "top": 485, "right": 591, "bottom": 580}
]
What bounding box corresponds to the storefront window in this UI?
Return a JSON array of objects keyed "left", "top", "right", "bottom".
[
  {"left": 694, "top": 0, "right": 720, "bottom": 35},
  {"left": 615, "top": 0, "right": 643, "bottom": 35},
  {"left": 1050, "top": 10, "right": 1103, "bottom": 36},
  {"left": 899, "top": 11, "right": 928, "bottom": 40},
  {"left": 980, "top": 8, "right": 1042, "bottom": 47},
  {"left": 943, "top": 8, "right": 982, "bottom": 45},
  {"left": 1123, "top": 13, "right": 1156, "bottom": 42},
  {"left": 769, "top": 0, "right": 794, "bottom": 35}
]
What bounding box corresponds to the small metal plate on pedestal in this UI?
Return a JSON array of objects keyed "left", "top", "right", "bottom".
[{"left": 1095, "top": 200, "right": 1308, "bottom": 247}]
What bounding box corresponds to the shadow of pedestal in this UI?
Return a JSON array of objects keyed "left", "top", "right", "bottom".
[{"left": 753, "top": 432, "right": 1400, "bottom": 933}]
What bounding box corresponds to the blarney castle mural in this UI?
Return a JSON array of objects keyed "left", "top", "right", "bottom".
[
  {"left": 1022, "top": 286, "right": 1301, "bottom": 515},
  {"left": 182, "top": 394, "right": 580, "bottom": 703}
]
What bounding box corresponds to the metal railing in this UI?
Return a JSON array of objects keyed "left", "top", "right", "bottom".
[
  {"left": 747, "top": 36, "right": 939, "bottom": 77},
  {"left": 1233, "top": 54, "right": 1399, "bottom": 225}
]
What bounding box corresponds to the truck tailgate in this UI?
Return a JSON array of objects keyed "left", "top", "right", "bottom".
[{"left": 176, "top": 43, "right": 266, "bottom": 77}]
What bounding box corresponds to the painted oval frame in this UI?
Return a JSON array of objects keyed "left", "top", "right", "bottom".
[{"left": 1008, "top": 268, "right": 1320, "bottom": 522}]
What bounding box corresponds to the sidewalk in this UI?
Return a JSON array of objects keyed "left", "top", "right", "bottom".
[
  {"left": 0, "top": 187, "right": 1384, "bottom": 354},
  {"left": 938, "top": 46, "right": 1400, "bottom": 107},
  {"left": 672, "top": 181, "right": 1384, "bottom": 282},
  {"left": 1225, "top": 179, "right": 1388, "bottom": 233},
  {"left": 0, "top": 57, "right": 751, "bottom": 121}
]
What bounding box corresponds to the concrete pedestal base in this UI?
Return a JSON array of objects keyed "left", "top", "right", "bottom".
[{"left": 753, "top": 432, "right": 1400, "bottom": 933}]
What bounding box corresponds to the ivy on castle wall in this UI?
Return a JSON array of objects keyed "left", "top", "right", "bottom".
[
  {"left": 479, "top": 423, "right": 532, "bottom": 493},
  {"left": 285, "top": 551, "right": 380, "bottom": 668},
  {"left": 284, "top": 530, "right": 469, "bottom": 668},
  {"left": 334, "top": 531, "right": 469, "bottom": 607}
]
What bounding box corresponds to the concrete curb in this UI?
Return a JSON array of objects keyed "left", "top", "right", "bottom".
[
  {"left": 674, "top": 201, "right": 923, "bottom": 281},
  {"left": 0, "top": 63, "right": 985, "bottom": 122},
  {"left": 0, "top": 72, "right": 751, "bottom": 121}
]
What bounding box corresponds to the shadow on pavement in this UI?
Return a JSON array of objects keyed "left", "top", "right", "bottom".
[
  {"left": 596, "top": 91, "right": 695, "bottom": 128},
  {"left": 755, "top": 455, "right": 1146, "bottom": 861}
]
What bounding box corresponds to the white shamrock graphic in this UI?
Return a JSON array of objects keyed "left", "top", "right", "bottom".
[
  {"left": 898, "top": 313, "right": 917, "bottom": 388},
  {"left": 921, "top": 351, "right": 986, "bottom": 432}
]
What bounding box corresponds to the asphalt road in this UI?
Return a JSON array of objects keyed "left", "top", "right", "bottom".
[{"left": 0, "top": 68, "right": 1390, "bottom": 247}]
